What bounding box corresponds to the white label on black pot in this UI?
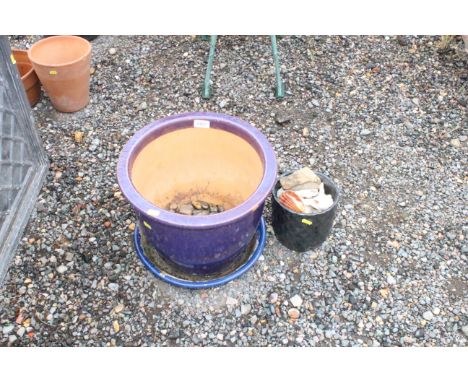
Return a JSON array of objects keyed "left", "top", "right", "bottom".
[{"left": 193, "top": 120, "right": 210, "bottom": 128}]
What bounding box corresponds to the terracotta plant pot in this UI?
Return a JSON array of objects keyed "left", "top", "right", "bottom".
[
  {"left": 28, "top": 36, "right": 91, "bottom": 112},
  {"left": 11, "top": 49, "right": 41, "bottom": 107}
]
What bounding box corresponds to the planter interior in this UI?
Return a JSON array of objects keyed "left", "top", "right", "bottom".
[
  {"left": 11, "top": 50, "right": 33, "bottom": 79},
  {"left": 16, "top": 62, "right": 33, "bottom": 78},
  {"left": 28, "top": 36, "right": 90, "bottom": 66},
  {"left": 131, "top": 127, "right": 264, "bottom": 211}
]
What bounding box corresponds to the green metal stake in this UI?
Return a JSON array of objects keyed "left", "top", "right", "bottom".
[
  {"left": 270, "top": 35, "right": 285, "bottom": 99},
  {"left": 202, "top": 35, "right": 217, "bottom": 99}
]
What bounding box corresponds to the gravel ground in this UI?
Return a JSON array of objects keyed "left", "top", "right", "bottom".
[{"left": 1, "top": 35, "right": 467, "bottom": 347}]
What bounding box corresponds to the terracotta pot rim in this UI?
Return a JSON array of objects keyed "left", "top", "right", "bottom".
[
  {"left": 117, "top": 112, "right": 278, "bottom": 229},
  {"left": 28, "top": 35, "right": 92, "bottom": 68},
  {"left": 18, "top": 63, "right": 34, "bottom": 81},
  {"left": 11, "top": 49, "right": 34, "bottom": 80}
]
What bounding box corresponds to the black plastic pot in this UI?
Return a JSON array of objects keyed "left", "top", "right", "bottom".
[
  {"left": 77, "top": 36, "right": 98, "bottom": 41},
  {"left": 271, "top": 172, "right": 340, "bottom": 252},
  {"left": 43, "top": 36, "right": 98, "bottom": 41}
]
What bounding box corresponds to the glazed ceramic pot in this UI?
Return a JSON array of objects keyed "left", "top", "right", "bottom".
[
  {"left": 117, "top": 112, "right": 277, "bottom": 275},
  {"left": 11, "top": 49, "right": 41, "bottom": 107},
  {"left": 28, "top": 35, "right": 91, "bottom": 112}
]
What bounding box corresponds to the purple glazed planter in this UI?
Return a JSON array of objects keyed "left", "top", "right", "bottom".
[{"left": 117, "top": 112, "right": 277, "bottom": 275}]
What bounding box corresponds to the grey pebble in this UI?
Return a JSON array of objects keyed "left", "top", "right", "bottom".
[
  {"left": 446, "top": 232, "right": 456, "bottom": 240},
  {"left": 2, "top": 324, "right": 14, "bottom": 335},
  {"left": 275, "top": 112, "right": 291, "bottom": 125},
  {"left": 137, "top": 101, "right": 147, "bottom": 111},
  {"left": 387, "top": 275, "right": 396, "bottom": 285},
  {"left": 423, "top": 311, "right": 434, "bottom": 321},
  {"left": 241, "top": 304, "right": 251, "bottom": 315},
  {"left": 269, "top": 293, "right": 278, "bottom": 304},
  {"left": 462, "top": 326, "right": 468, "bottom": 338},
  {"left": 56, "top": 265, "right": 68, "bottom": 274}
]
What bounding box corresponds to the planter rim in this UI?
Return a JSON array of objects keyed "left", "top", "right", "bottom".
[
  {"left": 117, "top": 112, "right": 277, "bottom": 228},
  {"left": 18, "top": 63, "right": 34, "bottom": 82},
  {"left": 11, "top": 49, "right": 34, "bottom": 80},
  {"left": 272, "top": 171, "right": 340, "bottom": 216},
  {"left": 27, "top": 35, "right": 91, "bottom": 68}
]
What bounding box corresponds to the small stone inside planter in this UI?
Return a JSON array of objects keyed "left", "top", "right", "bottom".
[{"left": 167, "top": 195, "right": 226, "bottom": 216}]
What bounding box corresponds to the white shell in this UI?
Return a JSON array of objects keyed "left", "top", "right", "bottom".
[
  {"left": 302, "top": 183, "right": 334, "bottom": 211},
  {"left": 295, "top": 189, "right": 319, "bottom": 199}
]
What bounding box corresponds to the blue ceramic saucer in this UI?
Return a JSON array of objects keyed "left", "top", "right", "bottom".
[{"left": 133, "top": 217, "right": 266, "bottom": 289}]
